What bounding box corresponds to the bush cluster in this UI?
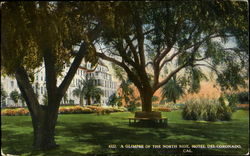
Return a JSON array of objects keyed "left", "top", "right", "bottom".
[
  {"left": 59, "top": 106, "right": 93, "bottom": 114},
  {"left": 58, "top": 106, "right": 126, "bottom": 115},
  {"left": 236, "top": 92, "right": 248, "bottom": 104},
  {"left": 1, "top": 108, "right": 30, "bottom": 116},
  {"left": 153, "top": 107, "right": 172, "bottom": 112},
  {"left": 182, "top": 99, "right": 232, "bottom": 121}
]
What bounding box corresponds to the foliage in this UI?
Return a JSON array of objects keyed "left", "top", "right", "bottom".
[
  {"left": 63, "top": 92, "right": 68, "bottom": 104},
  {"left": 161, "top": 75, "right": 184, "bottom": 103},
  {"left": 152, "top": 96, "right": 159, "bottom": 103},
  {"left": 224, "top": 93, "right": 239, "bottom": 112},
  {"left": 153, "top": 107, "right": 172, "bottom": 112},
  {"left": 126, "top": 98, "right": 141, "bottom": 112},
  {"left": 107, "top": 93, "right": 122, "bottom": 107},
  {"left": 9, "top": 90, "right": 20, "bottom": 104},
  {"left": 82, "top": 76, "right": 103, "bottom": 105},
  {"left": 182, "top": 98, "right": 232, "bottom": 121},
  {"left": 73, "top": 85, "right": 84, "bottom": 106},
  {"left": 236, "top": 91, "right": 249, "bottom": 104},
  {"left": 220, "top": 93, "right": 242, "bottom": 112},
  {"left": 95, "top": 1, "right": 248, "bottom": 112},
  {"left": 72, "top": 76, "right": 104, "bottom": 106},
  {"left": 1, "top": 86, "right": 8, "bottom": 105},
  {"left": 1, "top": 2, "right": 99, "bottom": 76},
  {"left": 1, "top": 2, "right": 103, "bottom": 149},
  {"left": 112, "top": 64, "right": 137, "bottom": 108}
]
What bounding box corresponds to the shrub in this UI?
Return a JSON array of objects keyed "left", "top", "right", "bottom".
[
  {"left": 182, "top": 98, "right": 232, "bottom": 121},
  {"left": 237, "top": 91, "right": 249, "bottom": 104},
  {"left": 81, "top": 107, "right": 94, "bottom": 114},
  {"left": 1, "top": 108, "right": 29, "bottom": 116},
  {"left": 153, "top": 107, "right": 172, "bottom": 112},
  {"left": 59, "top": 106, "right": 94, "bottom": 114},
  {"left": 15, "top": 108, "right": 29, "bottom": 116},
  {"left": 1, "top": 109, "right": 16, "bottom": 116}
]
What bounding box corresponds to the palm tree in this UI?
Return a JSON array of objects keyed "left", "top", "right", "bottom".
[
  {"left": 82, "top": 77, "right": 103, "bottom": 105},
  {"left": 73, "top": 85, "right": 84, "bottom": 106},
  {"left": 112, "top": 64, "right": 135, "bottom": 106},
  {"left": 1, "top": 86, "right": 7, "bottom": 107},
  {"left": 73, "top": 77, "right": 103, "bottom": 106},
  {"left": 63, "top": 92, "right": 68, "bottom": 104},
  {"left": 119, "top": 80, "right": 134, "bottom": 106},
  {"left": 161, "top": 75, "right": 184, "bottom": 104}
]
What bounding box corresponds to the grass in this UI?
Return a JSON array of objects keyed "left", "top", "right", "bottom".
[{"left": 1, "top": 110, "right": 249, "bottom": 155}]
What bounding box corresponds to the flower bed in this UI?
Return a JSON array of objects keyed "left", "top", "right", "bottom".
[
  {"left": 1, "top": 106, "right": 126, "bottom": 116},
  {"left": 1, "top": 108, "right": 30, "bottom": 116}
]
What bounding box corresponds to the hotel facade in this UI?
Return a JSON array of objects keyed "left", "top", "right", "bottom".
[{"left": 1, "top": 61, "right": 117, "bottom": 107}]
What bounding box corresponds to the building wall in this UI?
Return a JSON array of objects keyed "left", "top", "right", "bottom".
[{"left": 1, "top": 61, "right": 117, "bottom": 107}]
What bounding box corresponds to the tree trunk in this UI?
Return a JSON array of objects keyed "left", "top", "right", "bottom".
[
  {"left": 87, "top": 97, "right": 91, "bottom": 105},
  {"left": 139, "top": 89, "right": 153, "bottom": 112},
  {"left": 32, "top": 109, "right": 58, "bottom": 149},
  {"left": 15, "top": 66, "right": 60, "bottom": 150},
  {"left": 79, "top": 96, "right": 83, "bottom": 106}
]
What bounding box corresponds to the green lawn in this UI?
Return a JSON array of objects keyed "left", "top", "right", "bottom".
[{"left": 1, "top": 110, "right": 249, "bottom": 155}]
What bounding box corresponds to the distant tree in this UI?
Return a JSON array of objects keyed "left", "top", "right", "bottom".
[
  {"left": 73, "top": 85, "right": 84, "bottom": 106},
  {"left": 161, "top": 75, "right": 185, "bottom": 104},
  {"left": 1, "top": 86, "right": 8, "bottom": 106},
  {"left": 112, "top": 64, "right": 135, "bottom": 106},
  {"left": 10, "top": 90, "right": 20, "bottom": 106},
  {"left": 19, "top": 93, "right": 26, "bottom": 107},
  {"left": 73, "top": 76, "right": 103, "bottom": 106},
  {"left": 108, "top": 93, "right": 122, "bottom": 107},
  {"left": 63, "top": 92, "right": 68, "bottom": 104},
  {"left": 82, "top": 76, "right": 103, "bottom": 105},
  {"left": 152, "top": 96, "right": 159, "bottom": 104}
]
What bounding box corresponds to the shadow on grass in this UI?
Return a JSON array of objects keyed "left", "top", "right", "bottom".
[{"left": 2, "top": 114, "right": 249, "bottom": 155}]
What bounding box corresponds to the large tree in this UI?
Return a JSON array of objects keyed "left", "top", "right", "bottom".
[
  {"left": 1, "top": 2, "right": 101, "bottom": 149},
  {"left": 96, "top": 1, "right": 248, "bottom": 113}
]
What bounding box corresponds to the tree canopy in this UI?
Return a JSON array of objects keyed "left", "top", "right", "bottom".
[
  {"left": 1, "top": 1, "right": 102, "bottom": 149},
  {"left": 95, "top": 1, "right": 248, "bottom": 112}
]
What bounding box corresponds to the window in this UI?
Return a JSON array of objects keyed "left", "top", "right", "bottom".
[
  {"left": 41, "top": 76, "right": 43, "bottom": 81},
  {"left": 11, "top": 81, "right": 14, "bottom": 87},
  {"left": 36, "top": 76, "right": 38, "bottom": 80},
  {"left": 41, "top": 87, "right": 43, "bottom": 94}
]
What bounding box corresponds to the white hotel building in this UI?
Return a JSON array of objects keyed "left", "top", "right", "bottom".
[{"left": 1, "top": 60, "right": 117, "bottom": 107}]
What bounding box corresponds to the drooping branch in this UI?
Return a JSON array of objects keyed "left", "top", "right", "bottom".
[
  {"left": 96, "top": 52, "right": 143, "bottom": 90},
  {"left": 153, "top": 62, "right": 188, "bottom": 92},
  {"left": 193, "top": 63, "right": 221, "bottom": 75},
  {"left": 159, "top": 51, "right": 183, "bottom": 70}
]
